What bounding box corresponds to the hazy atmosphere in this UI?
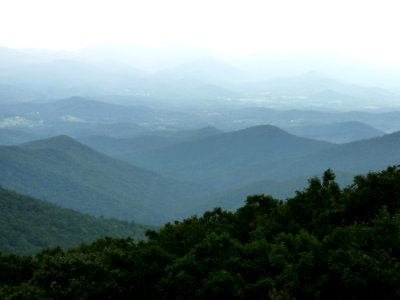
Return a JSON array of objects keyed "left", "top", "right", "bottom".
[
  {"left": 2, "top": 0, "right": 400, "bottom": 64},
  {"left": 1, "top": 1, "right": 400, "bottom": 298}
]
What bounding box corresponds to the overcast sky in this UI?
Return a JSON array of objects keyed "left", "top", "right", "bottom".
[{"left": 1, "top": 0, "right": 400, "bottom": 66}]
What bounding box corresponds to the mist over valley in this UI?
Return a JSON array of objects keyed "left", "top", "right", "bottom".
[{"left": 2, "top": 1, "right": 400, "bottom": 297}]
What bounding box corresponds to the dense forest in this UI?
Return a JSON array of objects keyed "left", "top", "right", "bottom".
[
  {"left": 0, "top": 187, "right": 149, "bottom": 254},
  {"left": 1, "top": 166, "right": 400, "bottom": 299}
]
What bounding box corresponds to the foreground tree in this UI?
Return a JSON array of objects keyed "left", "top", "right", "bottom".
[{"left": 1, "top": 166, "right": 400, "bottom": 299}]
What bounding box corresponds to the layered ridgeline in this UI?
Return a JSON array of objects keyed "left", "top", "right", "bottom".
[
  {"left": 0, "top": 94, "right": 225, "bottom": 146},
  {"left": 1, "top": 45, "right": 400, "bottom": 110},
  {"left": 1, "top": 126, "right": 399, "bottom": 225},
  {"left": 272, "top": 130, "right": 400, "bottom": 177},
  {"left": 119, "top": 125, "right": 335, "bottom": 187},
  {"left": 1, "top": 167, "right": 400, "bottom": 299},
  {"left": 0, "top": 186, "right": 149, "bottom": 255},
  {"left": 116, "top": 124, "right": 400, "bottom": 188},
  {"left": 0, "top": 95, "right": 397, "bottom": 150},
  {"left": 0, "top": 135, "right": 204, "bottom": 225},
  {"left": 284, "top": 121, "right": 385, "bottom": 143},
  {"left": 87, "top": 124, "right": 400, "bottom": 216},
  {"left": 78, "top": 125, "right": 223, "bottom": 158},
  {"left": 0, "top": 96, "right": 198, "bottom": 140}
]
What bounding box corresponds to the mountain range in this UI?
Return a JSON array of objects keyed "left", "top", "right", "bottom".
[
  {"left": 0, "top": 95, "right": 395, "bottom": 145},
  {"left": 0, "top": 123, "right": 399, "bottom": 226},
  {"left": 120, "top": 125, "right": 334, "bottom": 187},
  {"left": 1, "top": 44, "right": 400, "bottom": 265},
  {"left": 99, "top": 124, "right": 399, "bottom": 205},
  {"left": 1, "top": 45, "right": 400, "bottom": 111},
  {"left": 0, "top": 135, "right": 204, "bottom": 225},
  {"left": 284, "top": 121, "right": 384, "bottom": 143}
]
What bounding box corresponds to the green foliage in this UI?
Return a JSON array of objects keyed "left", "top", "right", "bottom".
[
  {"left": 0, "top": 187, "right": 150, "bottom": 255},
  {"left": 0, "top": 135, "right": 203, "bottom": 225},
  {"left": 2, "top": 166, "right": 400, "bottom": 299}
]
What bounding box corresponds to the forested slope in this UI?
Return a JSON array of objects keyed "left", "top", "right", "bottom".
[
  {"left": 2, "top": 166, "right": 400, "bottom": 299},
  {"left": 123, "top": 125, "right": 334, "bottom": 186},
  {"left": 0, "top": 135, "right": 203, "bottom": 224},
  {"left": 0, "top": 187, "right": 149, "bottom": 255}
]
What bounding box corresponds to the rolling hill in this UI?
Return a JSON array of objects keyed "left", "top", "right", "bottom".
[
  {"left": 1, "top": 125, "right": 399, "bottom": 226},
  {"left": 248, "top": 71, "right": 398, "bottom": 100},
  {"left": 0, "top": 96, "right": 205, "bottom": 138},
  {"left": 0, "top": 135, "right": 204, "bottom": 225},
  {"left": 120, "top": 125, "right": 334, "bottom": 187},
  {"left": 78, "top": 126, "right": 223, "bottom": 158},
  {"left": 0, "top": 186, "right": 150, "bottom": 255},
  {"left": 114, "top": 125, "right": 400, "bottom": 213},
  {"left": 276, "top": 130, "right": 400, "bottom": 177},
  {"left": 182, "top": 171, "right": 356, "bottom": 215},
  {"left": 284, "top": 121, "right": 384, "bottom": 143}
]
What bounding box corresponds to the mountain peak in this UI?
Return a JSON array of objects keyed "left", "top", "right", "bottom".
[
  {"left": 21, "top": 135, "right": 91, "bottom": 153},
  {"left": 238, "top": 124, "right": 290, "bottom": 137}
]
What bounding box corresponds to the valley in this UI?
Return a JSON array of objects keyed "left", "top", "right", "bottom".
[
  {"left": 2, "top": 1, "right": 400, "bottom": 298},
  {"left": 0, "top": 44, "right": 400, "bottom": 251}
]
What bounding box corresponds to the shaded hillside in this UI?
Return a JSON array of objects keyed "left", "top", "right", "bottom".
[
  {"left": 121, "top": 125, "right": 334, "bottom": 187},
  {"left": 273, "top": 130, "right": 400, "bottom": 178},
  {"left": 119, "top": 124, "right": 400, "bottom": 189},
  {"left": 184, "top": 171, "right": 356, "bottom": 215},
  {"left": 285, "top": 121, "right": 384, "bottom": 143},
  {"left": 1, "top": 126, "right": 398, "bottom": 227},
  {"left": 168, "top": 125, "right": 223, "bottom": 140},
  {"left": 79, "top": 126, "right": 223, "bottom": 158},
  {"left": 0, "top": 128, "right": 42, "bottom": 145},
  {"left": 0, "top": 135, "right": 204, "bottom": 225},
  {"left": 0, "top": 187, "right": 149, "bottom": 255},
  {"left": 227, "top": 107, "right": 400, "bottom": 133},
  {"left": 79, "top": 135, "right": 178, "bottom": 157},
  {"left": 2, "top": 167, "right": 400, "bottom": 299}
]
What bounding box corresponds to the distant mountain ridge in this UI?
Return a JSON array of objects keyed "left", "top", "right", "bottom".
[
  {"left": 78, "top": 126, "right": 223, "bottom": 158},
  {"left": 121, "top": 124, "right": 334, "bottom": 187},
  {"left": 1, "top": 124, "right": 399, "bottom": 225},
  {"left": 114, "top": 124, "right": 400, "bottom": 203},
  {"left": 281, "top": 130, "right": 400, "bottom": 176},
  {"left": 285, "top": 121, "right": 384, "bottom": 143},
  {"left": 0, "top": 96, "right": 205, "bottom": 139},
  {"left": 1, "top": 45, "right": 400, "bottom": 111}
]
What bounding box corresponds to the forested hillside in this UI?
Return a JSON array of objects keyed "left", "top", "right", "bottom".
[
  {"left": 122, "top": 125, "right": 334, "bottom": 187},
  {"left": 1, "top": 166, "right": 400, "bottom": 299},
  {"left": 0, "top": 187, "right": 150, "bottom": 255},
  {"left": 0, "top": 135, "right": 204, "bottom": 224},
  {"left": 118, "top": 124, "right": 400, "bottom": 193}
]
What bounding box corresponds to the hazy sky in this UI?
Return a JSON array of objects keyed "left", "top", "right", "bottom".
[{"left": 1, "top": 0, "right": 400, "bottom": 65}]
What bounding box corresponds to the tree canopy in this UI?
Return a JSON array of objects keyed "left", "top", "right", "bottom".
[{"left": 1, "top": 166, "right": 400, "bottom": 299}]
